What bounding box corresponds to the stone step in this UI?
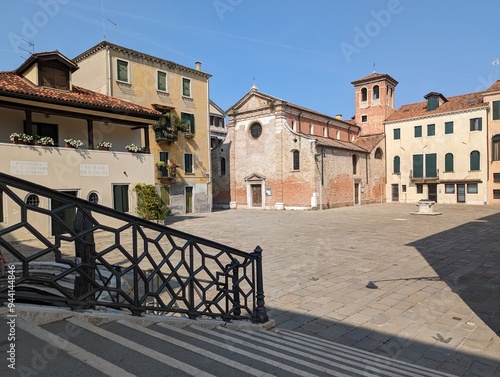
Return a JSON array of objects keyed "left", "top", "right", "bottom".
[{"left": 4, "top": 310, "right": 458, "bottom": 377}]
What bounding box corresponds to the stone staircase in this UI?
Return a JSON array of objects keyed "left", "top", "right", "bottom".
[{"left": 1, "top": 305, "right": 457, "bottom": 377}]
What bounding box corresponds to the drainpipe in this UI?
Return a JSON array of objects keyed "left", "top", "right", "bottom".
[
  {"left": 106, "top": 44, "right": 112, "bottom": 96},
  {"left": 298, "top": 111, "right": 302, "bottom": 132}
]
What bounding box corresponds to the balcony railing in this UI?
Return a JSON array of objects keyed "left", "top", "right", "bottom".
[
  {"left": 0, "top": 172, "right": 268, "bottom": 323},
  {"left": 409, "top": 169, "right": 439, "bottom": 180}
]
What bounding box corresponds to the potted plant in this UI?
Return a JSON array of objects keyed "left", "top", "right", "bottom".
[
  {"left": 10, "top": 132, "right": 33, "bottom": 144},
  {"left": 156, "top": 161, "right": 167, "bottom": 177},
  {"left": 126, "top": 143, "right": 143, "bottom": 153},
  {"left": 37, "top": 136, "right": 55, "bottom": 146},
  {"left": 96, "top": 141, "right": 112, "bottom": 151},
  {"left": 168, "top": 162, "right": 179, "bottom": 177},
  {"left": 64, "top": 138, "right": 84, "bottom": 148}
]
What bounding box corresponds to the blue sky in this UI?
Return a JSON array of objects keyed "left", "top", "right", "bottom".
[{"left": 1, "top": 0, "right": 500, "bottom": 120}]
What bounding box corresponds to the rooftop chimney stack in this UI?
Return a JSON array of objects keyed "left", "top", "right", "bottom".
[{"left": 195, "top": 62, "right": 202, "bottom": 71}]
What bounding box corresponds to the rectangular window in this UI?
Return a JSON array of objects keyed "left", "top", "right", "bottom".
[
  {"left": 157, "top": 71, "right": 167, "bottom": 92},
  {"left": 494, "top": 173, "right": 500, "bottom": 183},
  {"left": 414, "top": 125, "right": 422, "bottom": 138},
  {"left": 445, "top": 121, "right": 454, "bottom": 134},
  {"left": 0, "top": 188, "right": 3, "bottom": 223},
  {"left": 117, "top": 59, "right": 129, "bottom": 83},
  {"left": 413, "top": 154, "right": 423, "bottom": 178},
  {"left": 184, "top": 153, "right": 193, "bottom": 173},
  {"left": 39, "top": 64, "right": 69, "bottom": 90},
  {"left": 445, "top": 184, "right": 455, "bottom": 194},
  {"left": 181, "top": 112, "right": 195, "bottom": 134},
  {"left": 402, "top": 185, "right": 407, "bottom": 193},
  {"left": 361, "top": 115, "right": 368, "bottom": 123},
  {"left": 182, "top": 77, "right": 191, "bottom": 97},
  {"left": 113, "top": 184, "right": 129, "bottom": 212},
  {"left": 493, "top": 101, "right": 500, "bottom": 120},
  {"left": 416, "top": 184, "right": 423, "bottom": 194},
  {"left": 427, "top": 124, "right": 435, "bottom": 136},
  {"left": 467, "top": 183, "right": 478, "bottom": 194},
  {"left": 393, "top": 128, "right": 400, "bottom": 140},
  {"left": 494, "top": 190, "right": 500, "bottom": 199},
  {"left": 470, "top": 117, "right": 482, "bottom": 131}
]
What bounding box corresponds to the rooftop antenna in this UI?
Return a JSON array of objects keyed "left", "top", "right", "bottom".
[
  {"left": 373, "top": 62, "right": 376, "bottom": 73},
  {"left": 107, "top": 19, "right": 117, "bottom": 43},
  {"left": 19, "top": 38, "right": 34, "bottom": 60},
  {"left": 101, "top": 0, "right": 106, "bottom": 40}
]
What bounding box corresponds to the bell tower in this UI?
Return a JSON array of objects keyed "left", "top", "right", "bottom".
[{"left": 351, "top": 72, "right": 398, "bottom": 136}]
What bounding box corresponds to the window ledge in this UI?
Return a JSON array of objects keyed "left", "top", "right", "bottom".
[{"left": 116, "top": 80, "right": 131, "bottom": 86}]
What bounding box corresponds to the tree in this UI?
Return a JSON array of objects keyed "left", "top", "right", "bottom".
[{"left": 133, "top": 183, "right": 169, "bottom": 221}]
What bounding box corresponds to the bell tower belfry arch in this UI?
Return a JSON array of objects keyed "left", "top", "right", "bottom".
[{"left": 351, "top": 72, "right": 398, "bottom": 136}]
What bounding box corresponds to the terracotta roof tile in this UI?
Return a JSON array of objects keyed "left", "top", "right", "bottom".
[
  {"left": 386, "top": 91, "right": 486, "bottom": 122},
  {"left": 307, "top": 134, "right": 369, "bottom": 153},
  {"left": 353, "top": 134, "right": 384, "bottom": 152},
  {"left": 0, "top": 71, "right": 161, "bottom": 119},
  {"left": 484, "top": 80, "right": 500, "bottom": 93}
]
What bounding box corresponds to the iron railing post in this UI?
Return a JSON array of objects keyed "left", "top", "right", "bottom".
[
  {"left": 232, "top": 259, "right": 241, "bottom": 316},
  {"left": 252, "top": 246, "right": 269, "bottom": 323}
]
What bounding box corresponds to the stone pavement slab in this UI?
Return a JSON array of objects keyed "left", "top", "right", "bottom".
[{"left": 165, "top": 203, "right": 500, "bottom": 376}]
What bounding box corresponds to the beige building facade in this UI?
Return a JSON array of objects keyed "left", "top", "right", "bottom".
[
  {"left": 73, "top": 42, "right": 212, "bottom": 214},
  {"left": 0, "top": 51, "right": 161, "bottom": 240},
  {"left": 385, "top": 91, "right": 489, "bottom": 204}
]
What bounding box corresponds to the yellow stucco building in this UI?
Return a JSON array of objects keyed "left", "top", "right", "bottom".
[{"left": 72, "top": 42, "right": 212, "bottom": 214}]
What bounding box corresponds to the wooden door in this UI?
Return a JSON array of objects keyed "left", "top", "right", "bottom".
[{"left": 251, "top": 184, "right": 262, "bottom": 207}]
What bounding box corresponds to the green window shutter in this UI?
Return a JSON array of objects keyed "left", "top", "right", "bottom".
[
  {"left": 117, "top": 60, "right": 128, "bottom": 82},
  {"left": 157, "top": 71, "right": 167, "bottom": 91},
  {"left": 445, "top": 153, "right": 454, "bottom": 172},
  {"left": 470, "top": 119, "right": 474, "bottom": 131},
  {"left": 427, "top": 124, "right": 435, "bottom": 136},
  {"left": 113, "top": 185, "right": 129, "bottom": 212},
  {"left": 184, "top": 154, "right": 193, "bottom": 173},
  {"left": 478, "top": 117, "right": 482, "bottom": 131},
  {"left": 470, "top": 151, "right": 480, "bottom": 171},
  {"left": 190, "top": 114, "right": 195, "bottom": 134},
  {"left": 160, "top": 186, "right": 170, "bottom": 206},
  {"left": 445, "top": 121, "right": 453, "bottom": 134},
  {"left": 425, "top": 153, "right": 437, "bottom": 178},
  {"left": 393, "top": 156, "right": 400, "bottom": 174},
  {"left": 413, "top": 155, "right": 423, "bottom": 178},
  {"left": 414, "top": 126, "right": 422, "bottom": 138},
  {"left": 394, "top": 128, "right": 400, "bottom": 140},
  {"left": 159, "top": 151, "right": 168, "bottom": 162},
  {"left": 493, "top": 101, "right": 500, "bottom": 120}
]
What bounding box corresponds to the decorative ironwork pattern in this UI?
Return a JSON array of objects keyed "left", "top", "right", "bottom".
[{"left": 0, "top": 173, "right": 268, "bottom": 322}]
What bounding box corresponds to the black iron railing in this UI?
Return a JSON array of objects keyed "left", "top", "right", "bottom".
[{"left": 0, "top": 173, "right": 268, "bottom": 323}]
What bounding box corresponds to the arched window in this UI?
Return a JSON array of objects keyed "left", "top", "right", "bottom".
[
  {"left": 493, "top": 135, "right": 500, "bottom": 161},
  {"left": 293, "top": 150, "right": 300, "bottom": 170},
  {"left": 26, "top": 194, "right": 40, "bottom": 207},
  {"left": 393, "top": 156, "right": 400, "bottom": 174},
  {"left": 445, "top": 153, "right": 454, "bottom": 172},
  {"left": 373, "top": 85, "right": 380, "bottom": 100},
  {"left": 361, "top": 87, "right": 368, "bottom": 102},
  {"left": 220, "top": 157, "right": 226, "bottom": 175},
  {"left": 374, "top": 147, "right": 383, "bottom": 159},
  {"left": 352, "top": 154, "right": 358, "bottom": 174},
  {"left": 88, "top": 192, "right": 99, "bottom": 204},
  {"left": 470, "top": 151, "right": 480, "bottom": 171}
]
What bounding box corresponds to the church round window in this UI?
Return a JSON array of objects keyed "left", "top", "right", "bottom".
[{"left": 250, "top": 123, "right": 262, "bottom": 139}]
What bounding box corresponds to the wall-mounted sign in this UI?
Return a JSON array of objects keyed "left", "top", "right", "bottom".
[
  {"left": 80, "top": 164, "right": 109, "bottom": 177},
  {"left": 10, "top": 161, "right": 48, "bottom": 176}
]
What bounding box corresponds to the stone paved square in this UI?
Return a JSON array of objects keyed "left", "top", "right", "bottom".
[{"left": 166, "top": 203, "right": 500, "bottom": 376}]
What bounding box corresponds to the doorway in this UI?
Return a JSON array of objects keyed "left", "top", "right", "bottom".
[
  {"left": 354, "top": 183, "right": 360, "bottom": 205},
  {"left": 457, "top": 184, "right": 465, "bottom": 203},
  {"left": 251, "top": 184, "right": 262, "bottom": 207},
  {"left": 428, "top": 183, "right": 437, "bottom": 202},
  {"left": 391, "top": 184, "right": 399, "bottom": 202},
  {"left": 185, "top": 187, "right": 193, "bottom": 213},
  {"left": 51, "top": 191, "right": 77, "bottom": 235}
]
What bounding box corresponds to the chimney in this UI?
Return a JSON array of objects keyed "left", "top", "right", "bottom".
[
  {"left": 335, "top": 114, "right": 343, "bottom": 120},
  {"left": 195, "top": 62, "right": 202, "bottom": 71}
]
